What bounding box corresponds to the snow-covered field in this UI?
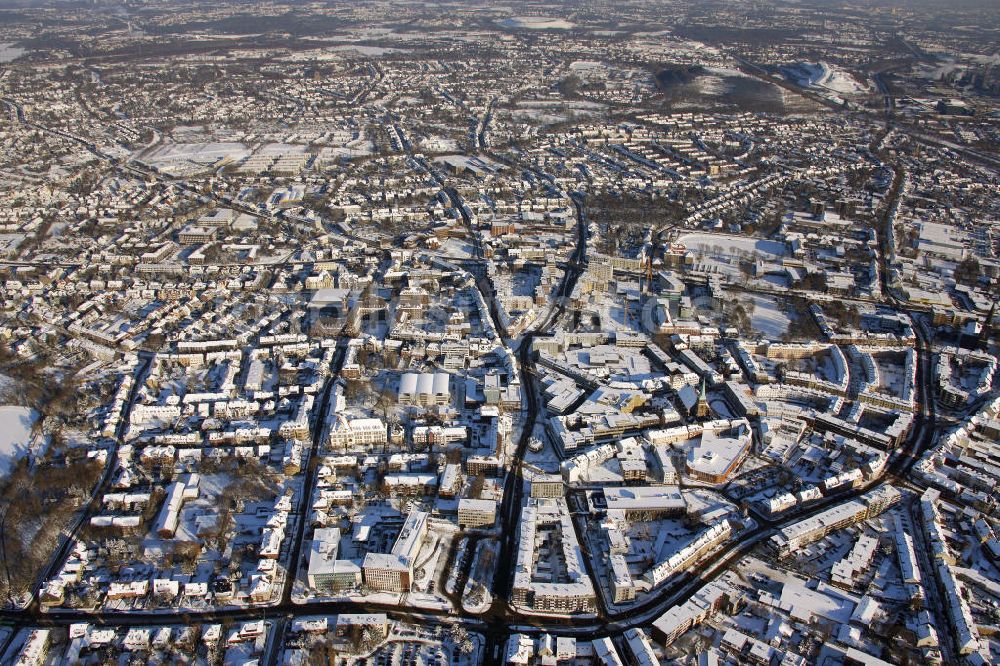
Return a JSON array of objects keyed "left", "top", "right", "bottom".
[
  {"left": 678, "top": 233, "right": 787, "bottom": 259},
  {"left": 501, "top": 17, "right": 574, "bottom": 30},
  {"left": 680, "top": 233, "right": 787, "bottom": 279},
  {"left": 750, "top": 294, "right": 791, "bottom": 339},
  {"left": 318, "top": 144, "right": 374, "bottom": 159},
  {"left": 516, "top": 99, "right": 606, "bottom": 110},
  {"left": 139, "top": 142, "right": 250, "bottom": 175},
  {"left": 330, "top": 44, "right": 407, "bottom": 56},
  {"left": 0, "top": 44, "right": 25, "bottom": 63},
  {"left": 0, "top": 406, "right": 38, "bottom": 476},
  {"left": 439, "top": 238, "right": 476, "bottom": 259},
  {"left": 783, "top": 62, "right": 871, "bottom": 96},
  {"left": 418, "top": 137, "right": 460, "bottom": 153}
]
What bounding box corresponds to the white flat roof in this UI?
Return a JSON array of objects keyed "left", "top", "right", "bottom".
[{"left": 603, "top": 486, "right": 685, "bottom": 511}]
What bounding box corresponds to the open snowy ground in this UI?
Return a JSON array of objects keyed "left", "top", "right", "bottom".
[
  {"left": 0, "top": 44, "right": 25, "bottom": 63},
  {"left": 500, "top": 17, "right": 574, "bottom": 30},
  {"left": 750, "top": 294, "right": 791, "bottom": 339},
  {"left": 678, "top": 233, "right": 788, "bottom": 259},
  {"left": 330, "top": 44, "right": 408, "bottom": 56},
  {"left": 138, "top": 142, "right": 250, "bottom": 174},
  {"left": 679, "top": 233, "right": 787, "bottom": 278},
  {"left": 0, "top": 406, "right": 39, "bottom": 476},
  {"left": 814, "top": 63, "right": 871, "bottom": 96},
  {"left": 782, "top": 62, "right": 872, "bottom": 97}
]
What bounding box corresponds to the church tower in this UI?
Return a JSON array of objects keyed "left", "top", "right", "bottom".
[{"left": 695, "top": 378, "right": 711, "bottom": 418}]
